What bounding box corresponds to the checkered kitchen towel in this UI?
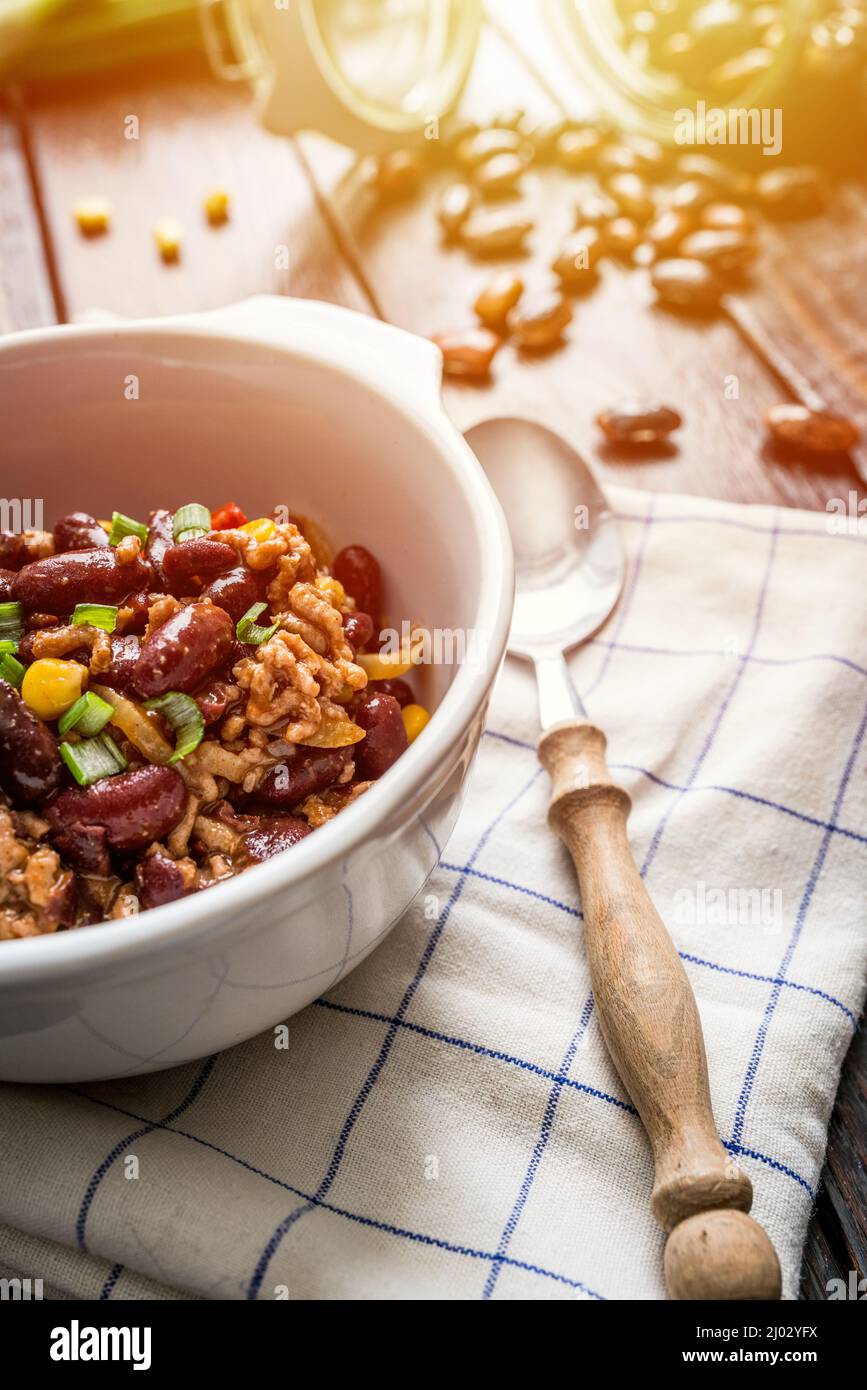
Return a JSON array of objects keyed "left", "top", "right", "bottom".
[{"left": 0, "top": 484, "right": 865, "bottom": 1302}]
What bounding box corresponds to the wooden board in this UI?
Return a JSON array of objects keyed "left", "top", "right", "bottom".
[
  {"left": 19, "top": 53, "right": 372, "bottom": 322},
  {"left": 297, "top": 23, "right": 863, "bottom": 511},
  {"left": 2, "top": 11, "right": 863, "bottom": 1301},
  {"left": 0, "top": 94, "right": 56, "bottom": 332}
]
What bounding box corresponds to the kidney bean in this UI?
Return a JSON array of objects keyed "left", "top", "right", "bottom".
[
  {"left": 459, "top": 209, "right": 533, "bottom": 257},
  {"left": 195, "top": 679, "right": 236, "bottom": 726},
  {"left": 605, "top": 216, "right": 641, "bottom": 260},
  {"left": 256, "top": 746, "right": 353, "bottom": 807},
  {"left": 45, "top": 764, "right": 187, "bottom": 853},
  {"left": 44, "top": 870, "right": 77, "bottom": 927},
  {"left": 556, "top": 126, "right": 606, "bottom": 170},
  {"left": 645, "top": 208, "right": 695, "bottom": 256},
  {"left": 678, "top": 228, "right": 758, "bottom": 274},
  {"left": 651, "top": 258, "right": 723, "bottom": 314},
  {"left": 25, "top": 612, "right": 59, "bottom": 631},
  {"left": 473, "top": 270, "right": 524, "bottom": 330},
  {"left": 161, "top": 538, "right": 237, "bottom": 591},
  {"left": 353, "top": 691, "right": 407, "bottom": 780},
  {"left": 755, "top": 166, "right": 828, "bottom": 220},
  {"left": 596, "top": 401, "right": 682, "bottom": 445},
  {"left": 201, "top": 565, "right": 269, "bottom": 622},
  {"left": 53, "top": 512, "right": 109, "bottom": 552},
  {"left": 456, "top": 127, "right": 523, "bottom": 168},
  {"left": 132, "top": 601, "right": 234, "bottom": 698},
  {"left": 13, "top": 547, "right": 151, "bottom": 613},
  {"left": 474, "top": 151, "right": 526, "bottom": 199},
  {"left": 333, "top": 546, "right": 382, "bottom": 629},
  {"left": 0, "top": 532, "right": 31, "bottom": 570},
  {"left": 437, "top": 182, "right": 475, "bottom": 240},
  {"left": 765, "top": 404, "right": 859, "bottom": 455},
  {"left": 136, "top": 850, "right": 194, "bottom": 909},
  {"left": 666, "top": 178, "right": 715, "bottom": 214},
  {"left": 342, "top": 610, "right": 374, "bottom": 653},
  {"left": 506, "top": 290, "right": 572, "bottom": 350},
  {"left": 99, "top": 635, "right": 142, "bottom": 692},
  {"left": 369, "top": 677, "right": 414, "bottom": 708},
  {"left": 0, "top": 568, "right": 16, "bottom": 601},
  {"left": 606, "top": 172, "right": 654, "bottom": 223},
  {"left": 552, "top": 227, "right": 604, "bottom": 290},
  {"left": 372, "top": 149, "right": 422, "bottom": 201},
  {"left": 432, "top": 327, "right": 501, "bottom": 381},
  {"left": 241, "top": 815, "right": 312, "bottom": 864},
  {"left": 700, "top": 201, "right": 755, "bottom": 234},
  {"left": 675, "top": 153, "right": 752, "bottom": 199},
  {"left": 145, "top": 508, "right": 174, "bottom": 589},
  {"left": 49, "top": 821, "right": 111, "bottom": 876},
  {"left": 574, "top": 190, "right": 619, "bottom": 227},
  {"left": 0, "top": 679, "right": 62, "bottom": 804},
  {"left": 118, "top": 590, "right": 151, "bottom": 634}
]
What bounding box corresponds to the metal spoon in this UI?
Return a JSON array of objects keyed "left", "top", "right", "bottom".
[{"left": 466, "top": 416, "right": 781, "bottom": 1302}]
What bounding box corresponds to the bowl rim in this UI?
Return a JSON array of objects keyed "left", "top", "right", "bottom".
[{"left": 0, "top": 306, "right": 514, "bottom": 984}]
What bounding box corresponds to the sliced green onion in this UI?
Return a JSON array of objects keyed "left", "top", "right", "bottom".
[
  {"left": 60, "top": 732, "right": 127, "bottom": 787},
  {"left": 172, "top": 503, "right": 211, "bottom": 544},
  {"left": 143, "top": 691, "right": 204, "bottom": 763},
  {"left": 58, "top": 691, "right": 114, "bottom": 738},
  {"left": 71, "top": 603, "right": 118, "bottom": 633},
  {"left": 236, "top": 602, "right": 279, "bottom": 646},
  {"left": 0, "top": 652, "right": 25, "bottom": 688},
  {"left": 0, "top": 639, "right": 18, "bottom": 655},
  {"left": 108, "top": 511, "right": 148, "bottom": 547},
  {"left": 0, "top": 601, "right": 23, "bottom": 644}
]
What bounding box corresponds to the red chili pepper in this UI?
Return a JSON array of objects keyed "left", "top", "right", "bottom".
[{"left": 210, "top": 500, "right": 248, "bottom": 530}]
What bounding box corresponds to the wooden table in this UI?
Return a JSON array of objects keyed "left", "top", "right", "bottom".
[{"left": 1, "top": 6, "right": 864, "bottom": 1300}]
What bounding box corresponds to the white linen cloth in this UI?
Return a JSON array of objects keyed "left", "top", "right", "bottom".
[{"left": 0, "top": 484, "right": 864, "bottom": 1301}]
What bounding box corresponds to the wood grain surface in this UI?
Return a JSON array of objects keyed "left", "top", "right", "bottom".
[{"left": 0, "top": 9, "right": 863, "bottom": 1301}]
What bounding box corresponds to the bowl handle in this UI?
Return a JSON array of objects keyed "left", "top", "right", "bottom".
[{"left": 200, "top": 295, "right": 445, "bottom": 414}]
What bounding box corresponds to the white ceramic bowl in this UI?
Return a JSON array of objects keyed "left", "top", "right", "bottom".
[{"left": 0, "top": 296, "right": 513, "bottom": 1082}]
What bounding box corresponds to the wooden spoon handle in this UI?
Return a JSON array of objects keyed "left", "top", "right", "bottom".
[{"left": 538, "top": 719, "right": 781, "bottom": 1300}]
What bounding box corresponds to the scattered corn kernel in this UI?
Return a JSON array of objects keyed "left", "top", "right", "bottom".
[
  {"left": 315, "top": 576, "right": 346, "bottom": 607},
  {"left": 21, "top": 659, "right": 88, "bottom": 721},
  {"left": 240, "top": 517, "right": 277, "bottom": 542},
  {"left": 204, "top": 188, "right": 230, "bottom": 225},
  {"left": 98, "top": 519, "right": 113, "bottom": 532},
  {"left": 357, "top": 651, "right": 413, "bottom": 680},
  {"left": 154, "top": 217, "right": 183, "bottom": 262},
  {"left": 73, "top": 197, "right": 112, "bottom": 237},
  {"left": 402, "top": 703, "right": 430, "bottom": 744}
]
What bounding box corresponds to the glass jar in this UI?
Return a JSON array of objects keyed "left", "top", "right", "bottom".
[
  {"left": 202, "top": 0, "right": 867, "bottom": 161},
  {"left": 546, "top": 0, "right": 867, "bottom": 163}
]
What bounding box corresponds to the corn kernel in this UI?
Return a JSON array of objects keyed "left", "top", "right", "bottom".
[
  {"left": 98, "top": 519, "right": 113, "bottom": 532},
  {"left": 240, "top": 517, "right": 277, "bottom": 542},
  {"left": 402, "top": 703, "right": 430, "bottom": 744},
  {"left": 315, "top": 576, "right": 346, "bottom": 607},
  {"left": 357, "top": 651, "right": 413, "bottom": 680},
  {"left": 73, "top": 197, "right": 112, "bottom": 236},
  {"left": 204, "top": 188, "right": 230, "bottom": 225},
  {"left": 154, "top": 217, "right": 182, "bottom": 262},
  {"left": 21, "top": 659, "right": 88, "bottom": 721}
]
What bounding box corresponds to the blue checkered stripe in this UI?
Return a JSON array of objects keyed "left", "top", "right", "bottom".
[{"left": 69, "top": 500, "right": 867, "bottom": 1301}]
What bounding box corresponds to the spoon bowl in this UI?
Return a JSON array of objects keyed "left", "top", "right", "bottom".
[
  {"left": 466, "top": 417, "right": 625, "bottom": 726},
  {"left": 465, "top": 417, "right": 624, "bottom": 661}
]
